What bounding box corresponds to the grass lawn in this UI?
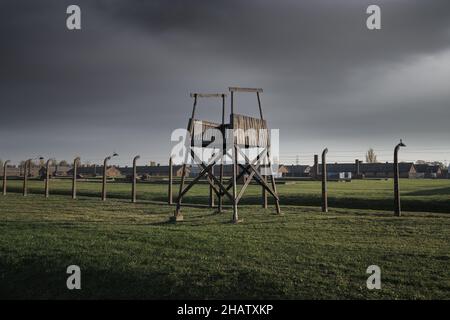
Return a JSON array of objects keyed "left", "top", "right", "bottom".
[
  {"left": 0, "top": 186, "right": 449, "bottom": 299},
  {"left": 3, "top": 178, "right": 450, "bottom": 213}
]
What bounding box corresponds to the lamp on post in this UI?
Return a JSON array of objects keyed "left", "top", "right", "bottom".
[
  {"left": 2, "top": 160, "right": 10, "bottom": 195},
  {"left": 102, "top": 153, "right": 118, "bottom": 201},
  {"left": 23, "top": 156, "right": 43, "bottom": 197},
  {"left": 394, "top": 139, "right": 406, "bottom": 217}
]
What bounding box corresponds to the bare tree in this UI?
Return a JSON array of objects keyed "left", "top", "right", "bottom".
[{"left": 365, "top": 148, "right": 378, "bottom": 163}]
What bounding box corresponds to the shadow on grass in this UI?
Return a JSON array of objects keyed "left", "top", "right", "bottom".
[
  {"left": 0, "top": 258, "right": 295, "bottom": 299},
  {"left": 154, "top": 194, "right": 450, "bottom": 214},
  {"left": 405, "top": 187, "right": 450, "bottom": 196}
]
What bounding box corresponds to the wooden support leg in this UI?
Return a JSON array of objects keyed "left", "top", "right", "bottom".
[
  {"left": 262, "top": 175, "right": 268, "bottom": 209},
  {"left": 231, "top": 145, "right": 239, "bottom": 223},
  {"left": 270, "top": 173, "right": 281, "bottom": 214},
  {"left": 209, "top": 167, "right": 215, "bottom": 208},
  {"left": 168, "top": 157, "right": 173, "bottom": 205},
  {"left": 218, "top": 154, "right": 224, "bottom": 213},
  {"left": 266, "top": 150, "right": 281, "bottom": 214},
  {"left": 172, "top": 163, "right": 187, "bottom": 222}
]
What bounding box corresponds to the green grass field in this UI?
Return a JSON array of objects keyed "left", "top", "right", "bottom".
[
  {"left": 3, "top": 178, "right": 450, "bottom": 213},
  {"left": 0, "top": 179, "right": 449, "bottom": 299}
]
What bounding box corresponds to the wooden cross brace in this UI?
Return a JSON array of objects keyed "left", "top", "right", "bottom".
[
  {"left": 178, "top": 149, "right": 234, "bottom": 202},
  {"left": 217, "top": 146, "right": 279, "bottom": 205}
]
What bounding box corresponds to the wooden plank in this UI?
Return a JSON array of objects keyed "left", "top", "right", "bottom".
[
  {"left": 228, "top": 87, "right": 263, "bottom": 93},
  {"left": 190, "top": 93, "right": 227, "bottom": 98},
  {"left": 231, "top": 114, "right": 268, "bottom": 147}
]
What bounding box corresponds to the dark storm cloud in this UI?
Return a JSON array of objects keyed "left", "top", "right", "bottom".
[{"left": 1, "top": 0, "right": 450, "bottom": 164}]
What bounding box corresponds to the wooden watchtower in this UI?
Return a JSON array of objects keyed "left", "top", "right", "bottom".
[{"left": 171, "top": 87, "right": 281, "bottom": 223}]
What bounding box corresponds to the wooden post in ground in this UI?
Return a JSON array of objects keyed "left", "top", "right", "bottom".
[
  {"left": 321, "top": 148, "right": 328, "bottom": 212},
  {"left": 261, "top": 151, "right": 268, "bottom": 209},
  {"left": 172, "top": 94, "right": 198, "bottom": 222},
  {"left": 23, "top": 159, "right": 30, "bottom": 197},
  {"left": 72, "top": 157, "right": 80, "bottom": 199},
  {"left": 45, "top": 159, "right": 51, "bottom": 198},
  {"left": 168, "top": 156, "right": 173, "bottom": 205},
  {"left": 262, "top": 174, "right": 268, "bottom": 208},
  {"left": 231, "top": 91, "right": 239, "bottom": 223},
  {"left": 2, "top": 160, "right": 10, "bottom": 195},
  {"left": 218, "top": 152, "right": 224, "bottom": 213},
  {"left": 132, "top": 155, "right": 140, "bottom": 203},
  {"left": 394, "top": 140, "right": 406, "bottom": 216},
  {"left": 314, "top": 154, "right": 319, "bottom": 180},
  {"left": 218, "top": 94, "right": 226, "bottom": 213},
  {"left": 22, "top": 157, "right": 43, "bottom": 197},
  {"left": 209, "top": 167, "right": 215, "bottom": 208},
  {"left": 102, "top": 156, "right": 110, "bottom": 201},
  {"left": 231, "top": 144, "right": 239, "bottom": 223},
  {"left": 208, "top": 153, "right": 215, "bottom": 208},
  {"left": 355, "top": 159, "right": 360, "bottom": 178}
]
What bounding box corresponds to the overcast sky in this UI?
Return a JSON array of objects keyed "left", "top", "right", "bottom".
[{"left": 1, "top": 0, "right": 450, "bottom": 166}]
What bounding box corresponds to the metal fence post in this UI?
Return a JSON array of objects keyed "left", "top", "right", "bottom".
[
  {"left": 168, "top": 156, "right": 173, "bottom": 205},
  {"left": 72, "top": 157, "right": 80, "bottom": 199},
  {"left": 321, "top": 148, "right": 328, "bottom": 213},
  {"left": 23, "top": 159, "right": 30, "bottom": 196},
  {"left": 45, "top": 159, "right": 51, "bottom": 198},
  {"left": 394, "top": 140, "right": 406, "bottom": 216},
  {"left": 132, "top": 155, "right": 140, "bottom": 203},
  {"left": 102, "top": 153, "right": 118, "bottom": 201},
  {"left": 2, "top": 160, "right": 10, "bottom": 195}
]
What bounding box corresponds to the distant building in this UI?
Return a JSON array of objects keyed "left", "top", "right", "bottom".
[
  {"left": 443, "top": 167, "right": 449, "bottom": 179},
  {"left": 209, "top": 164, "right": 288, "bottom": 178},
  {"left": 2, "top": 164, "right": 43, "bottom": 177},
  {"left": 0, "top": 165, "right": 21, "bottom": 177},
  {"left": 314, "top": 162, "right": 417, "bottom": 179},
  {"left": 38, "top": 165, "right": 72, "bottom": 178},
  {"left": 414, "top": 164, "right": 442, "bottom": 179},
  {"left": 284, "top": 165, "right": 311, "bottom": 177},
  {"left": 67, "top": 166, "right": 122, "bottom": 178},
  {"left": 358, "top": 162, "right": 416, "bottom": 179},
  {"left": 120, "top": 165, "right": 189, "bottom": 177}
]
